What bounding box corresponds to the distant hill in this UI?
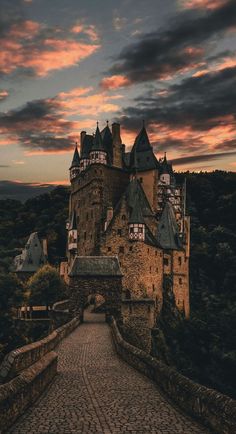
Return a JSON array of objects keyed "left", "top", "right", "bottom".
[{"left": 0, "top": 180, "right": 57, "bottom": 202}]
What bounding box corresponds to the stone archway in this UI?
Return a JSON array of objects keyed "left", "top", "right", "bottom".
[{"left": 68, "top": 256, "right": 122, "bottom": 321}]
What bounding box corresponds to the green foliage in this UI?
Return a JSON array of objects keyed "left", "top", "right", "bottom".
[
  {"left": 28, "top": 264, "right": 65, "bottom": 307},
  {"left": 0, "top": 186, "right": 69, "bottom": 272},
  {"left": 0, "top": 272, "right": 25, "bottom": 360},
  {"left": 157, "top": 170, "right": 236, "bottom": 398}
]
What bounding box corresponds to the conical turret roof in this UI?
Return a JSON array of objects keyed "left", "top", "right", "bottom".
[
  {"left": 157, "top": 202, "right": 182, "bottom": 250},
  {"left": 160, "top": 153, "right": 173, "bottom": 175},
  {"left": 81, "top": 134, "right": 93, "bottom": 159},
  {"left": 101, "top": 123, "right": 113, "bottom": 161},
  {"left": 130, "top": 125, "right": 160, "bottom": 172},
  {"left": 70, "top": 144, "right": 80, "bottom": 168},
  {"left": 91, "top": 125, "right": 107, "bottom": 152}
]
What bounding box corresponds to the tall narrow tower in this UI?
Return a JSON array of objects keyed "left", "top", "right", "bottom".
[{"left": 112, "top": 123, "right": 123, "bottom": 168}]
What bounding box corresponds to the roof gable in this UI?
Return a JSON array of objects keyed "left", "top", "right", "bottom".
[{"left": 157, "top": 203, "right": 182, "bottom": 250}]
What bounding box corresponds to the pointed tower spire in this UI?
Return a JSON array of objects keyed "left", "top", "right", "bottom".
[
  {"left": 157, "top": 202, "right": 182, "bottom": 250},
  {"left": 70, "top": 143, "right": 80, "bottom": 181},
  {"left": 90, "top": 122, "right": 108, "bottom": 165}
]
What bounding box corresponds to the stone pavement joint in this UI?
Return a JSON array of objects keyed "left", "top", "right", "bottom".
[{"left": 10, "top": 311, "right": 210, "bottom": 433}]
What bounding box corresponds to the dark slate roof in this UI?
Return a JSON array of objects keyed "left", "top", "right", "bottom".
[
  {"left": 129, "top": 196, "right": 145, "bottom": 224},
  {"left": 81, "top": 134, "right": 93, "bottom": 158},
  {"left": 101, "top": 124, "right": 113, "bottom": 162},
  {"left": 69, "top": 256, "right": 122, "bottom": 277},
  {"left": 160, "top": 154, "right": 173, "bottom": 175},
  {"left": 157, "top": 202, "right": 182, "bottom": 250},
  {"left": 69, "top": 210, "right": 77, "bottom": 230},
  {"left": 133, "top": 126, "right": 152, "bottom": 152},
  {"left": 91, "top": 125, "right": 107, "bottom": 152},
  {"left": 70, "top": 145, "right": 80, "bottom": 168},
  {"left": 126, "top": 178, "right": 153, "bottom": 219},
  {"left": 14, "top": 232, "right": 46, "bottom": 272},
  {"left": 130, "top": 126, "right": 160, "bottom": 172}
]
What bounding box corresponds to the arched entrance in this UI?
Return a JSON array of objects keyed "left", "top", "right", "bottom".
[{"left": 68, "top": 256, "right": 122, "bottom": 321}]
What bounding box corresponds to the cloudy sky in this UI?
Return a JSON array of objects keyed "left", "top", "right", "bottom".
[{"left": 0, "top": 0, "right": 236, "bottom": 194}]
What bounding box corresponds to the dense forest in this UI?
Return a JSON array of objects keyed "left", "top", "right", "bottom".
[{"left": 0, "top": 171, "right": 235, "bottom": 398}]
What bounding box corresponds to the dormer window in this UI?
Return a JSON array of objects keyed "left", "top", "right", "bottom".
[{"left": 129, "top": 223, "right": 145, "bottom": 241}]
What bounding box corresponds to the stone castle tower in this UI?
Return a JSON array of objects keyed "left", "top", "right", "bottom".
[{"left": 65, "top": 122, "right": 190, "bottom": 319}]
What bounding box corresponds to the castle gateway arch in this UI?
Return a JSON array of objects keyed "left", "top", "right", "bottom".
[{"left": 68, "top": 256, "right": 123, "bottom": 321}]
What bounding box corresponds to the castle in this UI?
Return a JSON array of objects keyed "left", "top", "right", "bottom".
[{"left": 65, "top": 122, "right": 190, "bottom": 321}]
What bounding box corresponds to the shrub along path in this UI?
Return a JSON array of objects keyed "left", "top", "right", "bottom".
[{"left": 10, "top": 311, "right": 209, "bottom": 433}]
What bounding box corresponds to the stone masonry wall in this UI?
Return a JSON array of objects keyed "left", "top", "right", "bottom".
[
  {"left": 100, "top": 200, "right": 164, "bottom": 312},
  {"left": 111, "top": 317, "right": 236, "bottom": 434},
  {"left": 0, "top": 315, "right": 81, "bottom": 432}
]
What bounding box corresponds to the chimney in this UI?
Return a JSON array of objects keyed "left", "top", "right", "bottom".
[
  {"left": 112, "top": 123, "right": 122, "bottom": 168},
  {"left": 80, "top": 131, "right": 86, "bottom": 147},
  {"left": 112, "top": 123, "right": 121, "bottom": 140}
]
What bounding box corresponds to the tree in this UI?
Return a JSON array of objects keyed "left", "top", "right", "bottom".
[
  {"left": 0, "top": 272, "right": 25, "bottom": 359},
  {"left": 28, "top": 265, "right": 65, "bottom": 308}
]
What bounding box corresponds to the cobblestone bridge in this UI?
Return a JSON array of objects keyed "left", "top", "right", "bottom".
[{"left": 10, "top": 311, "right": 209, "bottom": 434}]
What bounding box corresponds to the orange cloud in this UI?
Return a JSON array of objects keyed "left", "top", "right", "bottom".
[
  {"left": 57, "top": 87, "right": 123, "bottom": 116},
  {"left": 100, "top": 75, "right": 131, "bottom": 90},
  {"left": 71, "top": 24, "right": 99, "bottom": 42},
  {"left": 0, "top": 21, "right": 100, "bottom": 77}
]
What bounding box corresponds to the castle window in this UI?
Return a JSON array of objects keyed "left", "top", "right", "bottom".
[
  {"left": 164, "top": 258, "right": 169, "bottom": 266},
  {"left": 147, "top": 248, "right": 149, "bottom": 253},
  {"left": 117, "top": 229, "right": 122, "bottom": 236},
  {"left": 86, "top": 213, "right": 89, "bottom": 221},
  {"left": 150, "top": 266, "right": 152, "bottom": 272},
  {"left": 156, "top": 267, "right": 158, "bottom": 272},
  {"left": 122, "top": 214, "right": 126, "bottom": 220},
  {"left": 126, "top": 289, "right": 131, "bottom": 298},
  {"left": 129, "top": 227, "right": 134, "bottom": 234},
  {"left": 155, "top": 251, "right": 157, "bottom": 256},
  {"left": 119, "top": 246, "right": 124, "bottom": 253},
  {"left": 152, "top": 284, "right": 155, "bottom": 292},
  {"left": 129, "top": 246, "right": 133, "bottom": 252},
  {"left": 108, "top": 247, "right": 111, "bottom": 252},
  {"left": 179, "top": 278, "right": 183, "bottom": 284},
  {"left": 178, "top": 256, "right": 182, "bottom": 265},
  {"left": 84, "top": 231, "right": 87, "bottom": 240},
  {"left": 139, "top": 177, "right": 143, "bottom": 183}
]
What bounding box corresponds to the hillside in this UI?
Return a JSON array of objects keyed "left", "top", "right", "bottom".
[{"left": 0, "top": 171, "right": 235, "bottom": 397}]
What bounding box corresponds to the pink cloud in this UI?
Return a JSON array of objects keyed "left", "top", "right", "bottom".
[
  {"left": 0, "top": 21, "right": 100, "bottom": 77},
  {"left": 57, "top": 87, "right": 123, "bottom": 116},
  {"left": 179, "top": 0, "right": 227, "bottom": 9},
  {"left": 71, "top": 24, "right": 99, "bottom": 42},
  {"left": 100, "top": 75, "right": 131, "bottom": 90}
]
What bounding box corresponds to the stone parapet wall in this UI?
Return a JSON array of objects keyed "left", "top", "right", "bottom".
[
  {"left": 0, "top": 351, "right": 57, "bottom": 433},
  {"left": 52, "top": 299, "right": 70, "bottom": 311},
  {"left": 111, "top": 317, "right": 236, "bottom": 434},
  {"left": 0, "top": 316, "right": 80, "bottom": 383}
]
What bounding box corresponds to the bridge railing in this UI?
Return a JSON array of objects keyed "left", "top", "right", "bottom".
[
  {"left": 0, "top": 315, "right": 80, "bottom": 433},
  {"left": 111, "top": 317, "right": 236, "bottom": 434}
]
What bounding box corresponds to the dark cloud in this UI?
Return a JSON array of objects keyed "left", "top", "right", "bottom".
[
  {"left": 107, "top": 0, "right": 236, "bottom": 83},
  {"left": 171, "top": 151, "right": 236, "bottom": 166},
  {"left": 119, "top": 64, "right": 236, "bottom": 133},
  {"left": 0, "top": 180, "right": 56, "bottom": 202},
  {"left": 0, "top": 98, "right": 74, "bottom": 151},
  {"left": 0, "top": 165, "right": 10, "bottom": 168}
]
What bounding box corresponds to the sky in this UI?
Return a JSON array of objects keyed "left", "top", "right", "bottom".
[{"left": 0, "top": 0, "right": 236, "bottom": 197}]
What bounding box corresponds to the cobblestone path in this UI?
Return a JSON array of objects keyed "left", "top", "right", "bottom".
[{"left": 10, "top": 311, "right": 209, "bottom": 434}]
